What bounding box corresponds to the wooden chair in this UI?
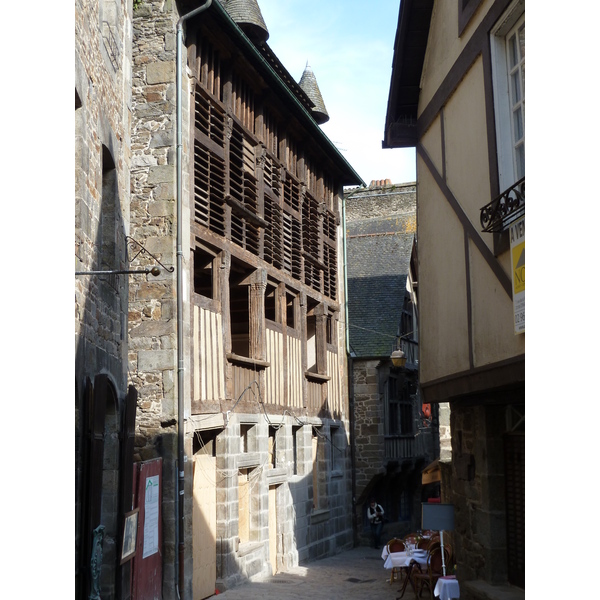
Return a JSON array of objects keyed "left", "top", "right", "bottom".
[
  {"left": 411, "top": 545, "right": 450, "bottom": 599},
  {"left": 417, "top": 537, "right": 430, "bottom": 549},
  {"left": 386, "top": 538, "right": 405, "bottom": 584}
]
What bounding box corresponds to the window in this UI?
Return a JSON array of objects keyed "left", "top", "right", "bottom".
[
  {"left": 311, "top": 430, "right": 327, "bottom": 510},
  {"left": 292, "top": 425, "right": 301, "bottom": 475},
  {"left": 506, "top": 19, "right": 525, "bottom": 181},
  {"left": 386, "top": 376, "right": 413, "bottom": 436},
  {"left": 306, "top": 300, "right": 319, "bottom": 373},
  {"left": 193, "top": 247, "right": 215, "bottom": 299},
  {"left": 326, "top": 314, "right": 333, "bottom": 346},
  {"left": 286, "top": 291, "right": 297, "bottom": 330},
  {"left": 268, "top": 425, "right": 278, "bottom": 468},
  {"left": 229, "top": 260, "right": 253, "bottom": 357},
  {"left": 240, "top": 423, "right": 256, "bottom": 453},
  {"left": 491, "top": 2, "right": 525, "bottom": 192},
  {"left": 330, "top": 426, "right": 344, "bottom": 473},
  {"left": 265, "top": 283, "right": 277, "bottom": 322}
]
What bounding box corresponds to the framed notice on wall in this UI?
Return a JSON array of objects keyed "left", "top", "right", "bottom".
[
  {"left": 509, "top": 217, "right": 525, "bottom": 334},
  {"left": 120, "top": 508, "right": 139, "bottom": 564},
  {"left": 143, "top": 474, "right": 160, "bottom": 558}
]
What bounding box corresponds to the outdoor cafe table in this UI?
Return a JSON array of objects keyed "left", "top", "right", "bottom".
[
  {"left": 381, "top": 548, "right": 429, "bottom": 598},
  {"left": 434, "top": 576, "right": 460, "bottom": 600}
]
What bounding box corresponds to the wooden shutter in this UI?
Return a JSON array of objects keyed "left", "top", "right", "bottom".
[
  {"left": 194, "top": 87, "right": 226, "bottom": 237},
  {"left": 229, "top": 124, "right": 260, "bottom": 255},
  {"left": 264, "top": 194, "right": 283, "bottom": 269}
]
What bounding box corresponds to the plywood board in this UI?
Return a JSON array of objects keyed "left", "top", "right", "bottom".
[{"left": 193, "top": 455, "right": 217, "bottom": 600}]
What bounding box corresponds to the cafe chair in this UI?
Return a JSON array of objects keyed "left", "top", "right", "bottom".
[
  {"left": 417, "top": 537, "right": 430, "bottom": 549},
  {"left": 386, "top": 538, "right": 406, "bottom": 584},
  {"left": 411, "top": 545, "right": 450, "bottom": 599}
]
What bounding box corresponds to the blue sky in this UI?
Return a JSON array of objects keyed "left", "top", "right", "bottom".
[{"left": 257, "top": 0, "right": 416, "bottom": 187}]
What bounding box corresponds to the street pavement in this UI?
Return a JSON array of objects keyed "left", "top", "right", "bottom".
[{"left": 210, "top": 545, "right": 403, "bottom": 600}]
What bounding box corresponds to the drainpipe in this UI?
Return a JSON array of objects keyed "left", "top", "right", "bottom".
[
  {"left": 342, "top": 192, "right": 358, "bottom": 545},
  {"left": 175, "top": 2, "right": 213, "bottom": 598}
]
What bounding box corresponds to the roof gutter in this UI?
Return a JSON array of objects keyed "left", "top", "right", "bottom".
[{"left": 176, "top": 2, "right": 213, "bottom": 598}]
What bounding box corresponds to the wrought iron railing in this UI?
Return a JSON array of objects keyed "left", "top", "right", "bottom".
[{"left": 480, "top": 177, "right": 525, "bottom": 233}]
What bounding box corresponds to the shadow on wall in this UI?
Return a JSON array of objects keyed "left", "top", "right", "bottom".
[
  {"left": 75, "top": 91, "right": 132, "bottom": 600},
  {"left": 188, "top": 414, "right": 353, "bottom": 596}
]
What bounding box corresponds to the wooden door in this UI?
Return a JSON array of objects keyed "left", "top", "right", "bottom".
[
  {"left": 268, "top": 486, "right": 277, "bottom": 574},
  {"left": 504, "top": 432, "right": 525, "bottom": 589},
  {"left": 132, "top": 458, "right": 163, "bottom": 600},
  {"left": 193, "top": 454, "right": 217, "bottom": 600}
]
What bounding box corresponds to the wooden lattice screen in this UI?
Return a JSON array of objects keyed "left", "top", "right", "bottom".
[
  {"left": 229, "top": 123, "right": 260, "bottom": 256},
  {"left": 193, "top": 40, "right": 341, "bottom": 302},
  {"left": 194, "top": 88, "right": 226, "bottom": 236}
]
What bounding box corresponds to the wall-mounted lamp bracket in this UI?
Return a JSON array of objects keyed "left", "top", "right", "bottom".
[
  {"left": 125, "top": 236, "right": 175, "bottom": 274},
  {"left": 75, "top": 237, "right": 175, "bottom": 277}
]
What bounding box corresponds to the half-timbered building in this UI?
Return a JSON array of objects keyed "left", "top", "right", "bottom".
[
  {"left": 128, "top": 1, "right": 363, "bottom": 598},
  {"left": 384, "top": 1, "right": 525, "bottom": 598}
]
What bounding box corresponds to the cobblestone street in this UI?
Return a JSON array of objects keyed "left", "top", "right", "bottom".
[{"left": 211, "top": 546, "right": 399, "bottom": 600}]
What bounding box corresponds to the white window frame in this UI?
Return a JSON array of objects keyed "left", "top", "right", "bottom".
[{"left": 490, "top": 0, "right": 525, "bottom": 192}]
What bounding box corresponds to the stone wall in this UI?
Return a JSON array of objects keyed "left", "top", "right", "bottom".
[
  {"left": 206, "top": 414, "right": 353, "bottom": 591},
  {"left": 129, "top": 2, "right": 184, "bottom": 598},
  {"left": 345, "top": 182, "right": 416, "bottom": 222},
  {"left": 352, "top": 359, "right": 385, "bottom": 493},
  {"left": 351, "top": 358, "right": 385, "bottom": 540},
  {"left": 449, "top": 403, "right": 509, "bottom": 587},
  {"left": 75, "top": 0, "right": 133, "bottom": 598},
  {"left": 130, "top": 0, "right": 191, "bottom": 594}
]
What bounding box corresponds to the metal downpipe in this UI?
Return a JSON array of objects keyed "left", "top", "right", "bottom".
[
  {"left": 342, "top": 192, "right": 358, "bottom": 545},
  {"left": 176, "top": 2, "right": 213, "bottom": 597}
]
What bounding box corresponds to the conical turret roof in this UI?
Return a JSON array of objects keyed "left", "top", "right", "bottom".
[
  {"left": 299, "top": 63, "right": 329, "bottom": 124},
  {"left": 219, "top": 0, "right": 269, "bottom": 43}
]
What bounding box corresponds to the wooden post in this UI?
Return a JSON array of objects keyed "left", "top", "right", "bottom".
[
  {"left": 249, "top": 269, "right": 267, "bottom": 361},
  {"left": 314, "top": 304, "right": 328, "bottom": 376}
]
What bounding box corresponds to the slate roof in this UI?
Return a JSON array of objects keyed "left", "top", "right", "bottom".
[
  {"left": 299, "top": 64, "right": 330, "bottom": 124},
  {"left": 346, "top": 191, "right": 416, "bottom": 358},
  {"left": 218, "top": 0, "right": 269, "bottom": 43},
  {"left": 255, "top": 42, "right": 316, "bottom": 115}
]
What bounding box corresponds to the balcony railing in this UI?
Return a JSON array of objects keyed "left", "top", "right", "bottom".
[
  {"left": 384, "top": 430, "right": 428, "bottom": 461},
  {"left": 480, "top": 177, "right": 525, "bottom": 233}
]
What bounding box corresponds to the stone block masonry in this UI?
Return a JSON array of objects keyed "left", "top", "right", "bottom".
[{"left": 130, "top": 3, "right": 183, "bottom": 599}]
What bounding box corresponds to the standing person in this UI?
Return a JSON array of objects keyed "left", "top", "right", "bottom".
[{"left": 367, "top": 497, "right": 385, "bottom": 548}]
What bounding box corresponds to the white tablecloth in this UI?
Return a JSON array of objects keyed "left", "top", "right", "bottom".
[
  {"left": 434, "top": 576, "right": 460, "bottom": 600},
  {"left": 382, "top": 550, "right": 428, "bottom": 570}
]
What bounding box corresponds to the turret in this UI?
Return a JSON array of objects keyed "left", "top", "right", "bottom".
[{"left": 299, "top": 63, "right": 330, "bottom": 124}]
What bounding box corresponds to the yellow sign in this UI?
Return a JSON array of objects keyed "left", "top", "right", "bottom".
[
  {"left": 512, "top": 243, "right": 525, "bottom": 294},
  {"left": 509, "top": 217, "right": 525, "bottom": 334}
]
